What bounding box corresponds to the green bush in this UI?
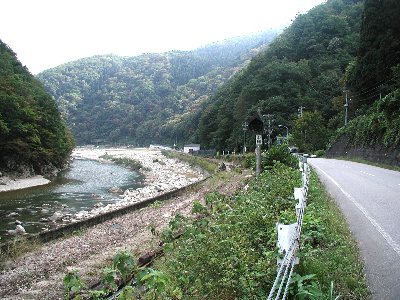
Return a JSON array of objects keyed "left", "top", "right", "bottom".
[
  {"left": 262, "top": 144, "right": 298, "bottom": 169},
  {"left": 314, "top": 150, "right": 325, "bottom": 157}
]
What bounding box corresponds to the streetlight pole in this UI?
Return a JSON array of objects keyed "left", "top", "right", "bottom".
[
  {"left": 242, "top": 122, "right": 248, "bottom": 154},
  {"left": 278, "top": 124, "right": 289, "bottom": 143}
]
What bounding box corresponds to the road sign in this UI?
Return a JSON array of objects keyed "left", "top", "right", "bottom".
[{"left": 256, "top": 134, "right": 263, "bottom": 145}]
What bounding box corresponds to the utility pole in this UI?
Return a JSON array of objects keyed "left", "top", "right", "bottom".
[
  {"left": 344, "top": 88, "right": 348, "bottom": 126},
  {"left": 242, "top": 122, "right": 248, "bottom": 153},
  {"left": 263, "top": 114, "right": 274, "bottom": 149},
  {"left": 298, "top": 106, "right": 305, "bottom": 118}
]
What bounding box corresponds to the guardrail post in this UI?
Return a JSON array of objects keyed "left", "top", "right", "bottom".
[{"left": 267, "top": 154, "right": 311, "bottom": 300}]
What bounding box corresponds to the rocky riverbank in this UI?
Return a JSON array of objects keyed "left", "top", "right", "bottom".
[
  {"left": 68, "top": 147, "right": 206, "bottom": 222},
  {"left": 1, "top": 147, "right": 206, "bottom": 239}
]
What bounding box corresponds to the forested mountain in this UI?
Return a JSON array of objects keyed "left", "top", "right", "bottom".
[
  {"left": 347, "top": 0, "right": 400, "bottom": 108},
  {"left": 330, "top": 0, "right": 400, "bottom": 155},
  {"left": 0, "top": 40, "right": 74, "bottom": 176},
  {"left": 37, "top": 30, "right": 278, "bottom": 145},
  {"left": 194, "top": 0, "right": 364, "bottom": 152}
]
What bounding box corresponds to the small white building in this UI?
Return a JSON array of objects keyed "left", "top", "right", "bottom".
[{"left": 183, "top": 144, "right": 200, "bottom": 154}]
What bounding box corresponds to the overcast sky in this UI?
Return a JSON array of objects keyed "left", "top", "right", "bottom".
[{"left": 1, "top": 0, "right": 325, "bottom": 74}]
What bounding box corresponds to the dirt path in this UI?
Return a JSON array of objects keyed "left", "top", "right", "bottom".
[{"left": 0, "top": 165, "right": 250, "bottom": 299}]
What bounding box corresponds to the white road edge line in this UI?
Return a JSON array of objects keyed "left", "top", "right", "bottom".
[
  {"left": 360, "top": 171, "right": 375, "bottom": 177},
  {"left": 314, "top": 165, "right": 400, "bottom": 257}
]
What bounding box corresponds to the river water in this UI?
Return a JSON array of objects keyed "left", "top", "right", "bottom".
[{"left": 0, "top": 158, "right": 142, "bottom": 243}]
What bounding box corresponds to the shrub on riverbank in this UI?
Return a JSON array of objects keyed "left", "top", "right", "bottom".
[
  {"left": 161, "top": 150, "right": 218, "bottom": 175},
  {"left": 100, "top": 154, "right": 149, "bottom": 172}
]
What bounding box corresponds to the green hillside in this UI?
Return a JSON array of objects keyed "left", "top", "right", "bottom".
[
  {"left": 0, "top": 40, "right": 74, "bottom": 176},
  {"left": 37, "top": 31, "right": 278, "bottom": 146},
  {"left": 326, "top": 0, "right": 400, "bottom": 162},
  {"left": 194, "top": 0, "right": 364, "bottom": 152}
]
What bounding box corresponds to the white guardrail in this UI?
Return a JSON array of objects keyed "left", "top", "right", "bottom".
[{"left": 267, "top": 155, "right": 310, "bottom": 300}]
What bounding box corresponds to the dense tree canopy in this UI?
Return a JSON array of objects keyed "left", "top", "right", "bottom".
[
  {"left": 0, "top": 40, "right": 74, "bottom": 175},
  {"left": 348, "top": 0, "right": 400, "bottom": 109},
  {"left": 37, "top": 31, "right": 278, "bottom": 146},
  {"left": 333, "top": 0, "right": 400, "bottom": 151},
  {"left": 194, "top": 0, "right": 363, "bottom": 151}
]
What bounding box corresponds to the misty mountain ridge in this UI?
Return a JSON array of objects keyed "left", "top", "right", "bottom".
[{"left": 37, "top": 29, "right": 280, "bottom": 145}]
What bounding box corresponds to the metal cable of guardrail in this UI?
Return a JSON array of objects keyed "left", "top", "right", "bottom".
[{"left": 267, "top": 155, "right": 310, "bottom": 300}]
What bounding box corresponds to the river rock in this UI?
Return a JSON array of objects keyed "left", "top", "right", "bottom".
[
  {"left": 7, "top": 229, "right": 17, "bottom": 236},
  {"left": 40, "top": 217, "right": 49, "bottom": 223},
  {"left": 50, "top": 211, "right": 64, "bottom": 222},
  {"left": 15, "top": 220, "right": 22, "bottom": 225},
  {"left": 108, "top": 186, "right": 123, "bottom": 193},
  {"left": 7, "top": 212, "right": 20, "bottom": 218},
  {"left": 75, "top": 210, "right": 89, "bottom": 220},
  {"left": 218, "top": 162, "right": 226, "bottom": 171},
  {"left": 15, "top": 225, "right": 26, "bottom": 234}
]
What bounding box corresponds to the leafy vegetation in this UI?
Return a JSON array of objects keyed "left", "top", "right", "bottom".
[
  {"left": 150, "top": 163, "right": 368, "bottom": 299},
  {"left": 161, "top": 150, "right": 218, "bottom": 175},
  {"left": 0, "top": 40, "right": 74, "bottom": 175},
  {"left": 330, "top": 0, "right": 400, "bottom": 154},
  {"left": 62, "top": 153, "right": 368, "bottom": 299},
  {"left": 37, "top": 31, "right": 278, "bottom": 146},
  {"left": 100, "top": 153, "right": 149, "bottom": 172},
  {"left": 347, "top": 0, "right": 400, "bottom": 110}
]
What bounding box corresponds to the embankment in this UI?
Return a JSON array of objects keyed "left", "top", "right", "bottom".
[{"left": 326, "top": 134, "right": 400, "bottom": 166}]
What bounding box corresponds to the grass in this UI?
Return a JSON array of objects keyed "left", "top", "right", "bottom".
[
  {"left": 0, "top": 237, "right": 43, "bottom": 268},
  {"left": 161, "top": 150, "right": 219, "bottom": 175},
  {"left": 297, "top": 171, "right": 370, "bottom": 299},
  {"left": 100, "top": 154, "right": 150, "bottom": 172}
]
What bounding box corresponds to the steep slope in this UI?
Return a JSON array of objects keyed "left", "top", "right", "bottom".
[
  {"left": 194, "top": 0, "right": 363, "bottom": 152},
  {"left": 37, "top": 30, "right": 278, "bottom": 146},
  {"left": 0, "top": 40, "right": 74, "bottom": 176},
  {"left": 348, "top": 0, "right": 400, "bottom": 109},
  {"left": 327, "top": 0, "right": 400, "bottom": 165}
]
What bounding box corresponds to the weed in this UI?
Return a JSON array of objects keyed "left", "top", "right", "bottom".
[
  {"left": 149, "top": 200, "right": 163, "bottom": 209},
  {"left": 117, "top": 285, "right": 136, "bottom": 300},
  {"left": 113, "top": 250, "right": 136, "bottom": 283},
  {"left": 101, "top": 267, "right": 118, "bottom": 292},
  {"left": 63, "top": 270, "right": 86, "bottom": 299},
  {"left": 0, "top": 238, "right": 42, "bottom": 266}
]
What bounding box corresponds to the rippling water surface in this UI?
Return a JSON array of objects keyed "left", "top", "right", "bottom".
[{"left": 0, "top": 159, "right": 142, "bottom": 243}]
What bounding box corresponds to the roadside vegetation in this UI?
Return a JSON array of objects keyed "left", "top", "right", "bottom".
[{"left": 63, "top": 148, "right": 369, "bottom": 299}]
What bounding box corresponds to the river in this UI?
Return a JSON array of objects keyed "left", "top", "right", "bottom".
[{"left": 0, "top": 158, "right": 142, "bottom": 244}]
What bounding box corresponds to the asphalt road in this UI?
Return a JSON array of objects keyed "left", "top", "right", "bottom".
[{"left": 309, "top": 158, "right": 400, "bottom": 300}]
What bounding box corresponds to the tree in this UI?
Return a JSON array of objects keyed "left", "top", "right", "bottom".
[{"left": 292, "top": 111, "right": 329, "bottom": 152}]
